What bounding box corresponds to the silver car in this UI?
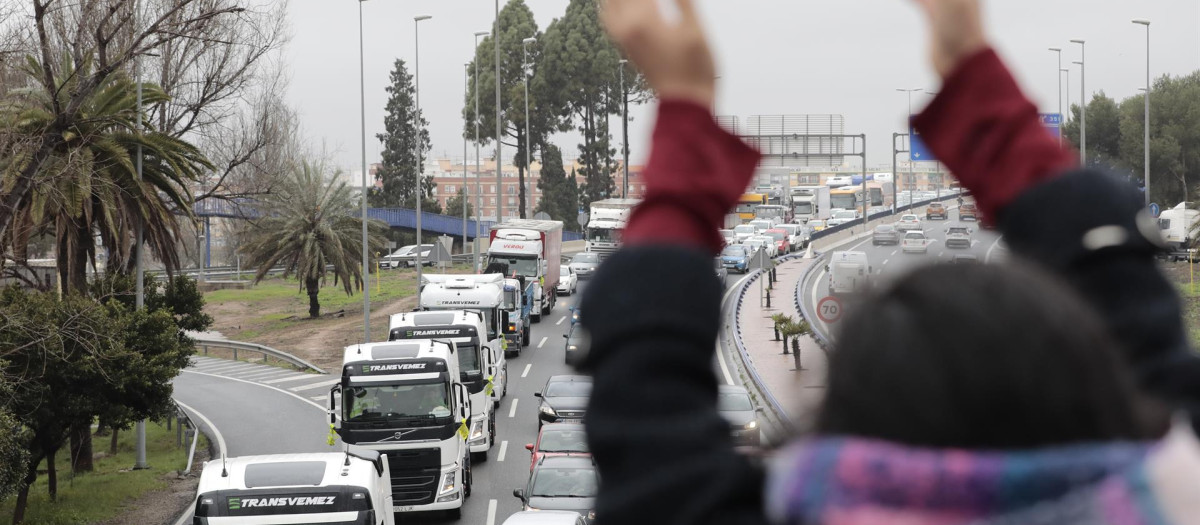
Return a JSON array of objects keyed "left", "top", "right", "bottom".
[
  {"left": 872, "top": 224, "right": 900, "bottom": 246},
  {"left": 569, "top": 253, "right": 601, "bottom": 280}
]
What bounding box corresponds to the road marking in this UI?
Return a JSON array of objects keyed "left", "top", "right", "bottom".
[
  {"left": 262, "top": 374, "right": 324, "bottom": 385},
  {"left": 174, "top": 399, "right": 227, "bottom": 455},
  {"left": 290, "top": 378, "right": 341, "bottom": 392},
  {"left": 890, "top": 249, "right": 898, "bottom": 256},
  {"left": 508, "top": 398, "right": 519, "bottom": 418},
  {"left": 232, "top": 369, "right": 297, "bottom": 381},
  {"left": 194, "top": 362, "right": 254, "bottom": 374},
  {"left": 810, "top": 267, "right": 828, "bottom": 334},
  {"left": 716, "top": 273, "right": 754, "bottom": 386},
  {"left": 522, "top": 364, "right": 532, "bottom": 378},
  {"left": 556, "top": 316, "right": 566, "bottom": 326},
  {"left": 180, "top": 369, "right": 328, "bottom": 412},
  {"left": 882, "top": 259, "right": 890, "bottom": 266},
  {"left": 986, "top": 235, "right": 1005, "bottom": 263},
  {"left": 312, "top": 395, "right": 328, "bottom": 402},
  {"left": 497, "top": 440, "right": 509, "bottom": 462},
  {"left": 486, "top": 500, "right": 497, "bottom": 525},
  {"left": 538, "top": 337, "right": 547, "bottom": 348}
]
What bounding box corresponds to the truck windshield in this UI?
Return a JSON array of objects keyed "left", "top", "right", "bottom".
[
  {"left": 589, "top": 228, "right": 619, "bottom": 243},
  {"left": 490, "top": 256, "right": 538, "bottom": 279},
  {"left": 503, "top": 290, "right": 517, "bottom": 310},
  {"left": 344, "top": 382, "right": 451, "bottom": 422},
  {"left": 794, "top": 202, "right": 813, "bottom": 215},
  {"left": 831, "top": 194, "right": 858, "bottom": 209},
  {"left": 458, "top": 344, "right": 482, "bottom": 378}
]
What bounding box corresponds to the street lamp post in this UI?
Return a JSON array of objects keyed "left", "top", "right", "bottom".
[
  {"left": 133, "top": 0, "right": 147, "bottom": 468},
  {"left": 1049, "top": 47, "right": 1063, "bottom": 146},
  {"left": 1133, "top": 19, "right": 1151, "bottom": 207},
  {"left": 473, "top": 31, "right": 488, "bottom": 271},
  {"left": 896, "top": 88, "right": 920, "bottom": 213},
  {"left": 358, "top": 0, "right": 370, "bottom": 343},
  {"left": 1061, "top": 68, "right": 1070, "bottom": 122},
  {"left": 495, "top": 0, "right": 503, "bottom": 223},
  {"left": 463, "top": 63, "right": 469, "bottom": 253},
  {"left": 620, "top": 59, "right": 630, "bottom": 199},
  {"left": 414, "top": 15, "right": 432, "bottom": 285},
  {"left": 1071, "top": 39, "right": 1087, "bottom": 164},
  {"left": 523, "top": 37, "right": 536, "bottom": 218}
]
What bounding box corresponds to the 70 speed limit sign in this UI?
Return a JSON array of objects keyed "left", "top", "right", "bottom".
[{"left": 817, "top": 296, "right": 844, "bottom": 324}]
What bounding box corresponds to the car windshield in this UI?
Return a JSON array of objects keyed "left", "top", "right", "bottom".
[
  {"left": 930, "top": 204, "right": 944, "bottom": 209},
  {"left": 766, "top": 232, "right": 785, "bottom": 241},
  {"left": 722, "top": 246, "right": 746, "bottom": 257},
  {"left": 539, "top": 430, "right": 590, "bottom": 453},
  {"left": 833, "top": 211, "right": 856, "bottom": 219},
  {"left": 572, "top": 253, "right": 600, "bottom": 264},
  {"left": 906, "top": 232, "right": 925, "bottom": 240},
  {"left": 717, "top": 392, "right": 753, "bottom": 411},
  {"left": 589, "top": 228, "right": 619, "bottom": 243},
  {"left": 344, "top": 381, "right": 451, "bottom": 422},
  {"left": 734, "top": 225, "right": 755, "bottom": 234},
  {"left": 949, "top": 228, "right": 970, "bottom": 235},
  {"left": 545, "top": 381, "right": 592, "bottom": 397},
  {"left": 530, "top": 467, "right": 598, "bottom": 498},
  {"left": 901, "top": 215, "right": 918, "bottom": 221},
  {"left": 560, "top": 265, "right": 571, "bottom": 276},
  {"left": 875, "top": 225, "right": 894, "bottom": 232}
]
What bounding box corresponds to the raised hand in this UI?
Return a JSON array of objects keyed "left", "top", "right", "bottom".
[
  {"left": 601, "top": 0, "right": 715, "bottom": 108},
  {"left": 912, "top": 0, "right": 989, "bottom": 78}
]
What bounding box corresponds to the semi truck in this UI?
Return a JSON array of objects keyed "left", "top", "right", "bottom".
[
  {"left": 192, "top": 451, "right": 395, "bottom": 525},
  {"left": 585, "top": 198, "right": 639, "bottom": 259},
  {"left": 419, "top": 273, "right": 519, "bottom": 358},
  {"left": 1159, "top": 203, "right": 1200, "bottom": 261},
  {"left": 389, "top": 310, "right": 503, "bottom": 461},
  {"left": 329, "top": 340, "right": 472, "bottom": 519},
  {"left": 502, "top": 277, "right": 534, "bottom": 348},
  {"left": 790, "top": 186, "right": 831, "bottom": 224},
  {"left": 488, "top": 220, "right": 563, "bottom": 323}
]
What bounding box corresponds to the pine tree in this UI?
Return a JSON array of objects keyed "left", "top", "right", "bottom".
[
  {"left": 372, "top": 59, "right": 435, "bottom": 210},
  {"left": 535, "top": 145, "right": 580, "bottom": 231},
  {"left": 445, "top": 188, "right": 474, "bottom": 220}
]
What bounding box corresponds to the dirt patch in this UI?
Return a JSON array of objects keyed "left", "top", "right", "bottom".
[
  {"left": 1161, "top": 261, "right": 1200, "bottom": 348},
  {"left": 96, "top": 440, "right": 211, "bottom": 525}
]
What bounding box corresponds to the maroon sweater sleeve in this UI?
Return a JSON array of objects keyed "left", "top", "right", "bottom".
[
  {"left": 912, "top": 49, "right": 1078, "bottom": 220},
  {"left": 623, "top": 100, "right": 761, "bottom": 255}
]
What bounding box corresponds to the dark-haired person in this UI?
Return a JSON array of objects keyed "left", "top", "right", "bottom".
[{"left": 580, "top": 0, "right": 1200, "bottom": 524}]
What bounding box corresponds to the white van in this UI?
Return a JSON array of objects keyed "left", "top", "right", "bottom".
[{"left": 827, "top": 251, "right": 871, "bottom": 296}]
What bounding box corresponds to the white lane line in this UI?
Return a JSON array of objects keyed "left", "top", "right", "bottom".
[
  {"left": 174, "top": 399, "right": 227, "bottom": 455},
  {"left": 716, "top": 273, "right": 753, "bottom": 386},
  {"left": 508, "top": 398, "right": 519, "bottom": 418},
  {"left": 497, "top": 440, "right": 509, "bottom": 462},
  {"left": 937, "top": 251, "right": 945, "bottom": 258},
  {"left": 312, "top": 395, "right": 328, "bottom": 402},
  {"left": 486, "top": 500, "right": 497, "bottom": 525},
  {"left": 232, "top": 369, "right": 296, "bottom": 381},
  {"left": 290, "top": 378, "right": 341, "bottom": 392},
  {"left": 179, "top": 369, "right": 328, "bottom": 412},
  {"left": 810, "top": 267, "right": 828, "bottom": 334},
  {"left": 890, "top": 249, "right": 898, "bottom": 256},
  {"left": 193, "top": 362, "right": 253, "bottom": 374},
  {"left": 522, "top": 364, "right": 532, "bottom": 378},
  {"left": 538, "top": 337, "right": 548, "bottom": 349},
  {"left": 985, "top": 235, "right": 1005, "bottom": 263},
  {"left": 556, "top": 316, "right": 566, "bottom": 326},
  {"left": 883, "top": 259, "right": 890, "bottom": 266},
  {"left": 262, "top": 374, "right": 324, "bottom": 385}
]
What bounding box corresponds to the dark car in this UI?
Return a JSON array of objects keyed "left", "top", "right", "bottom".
[
  {"left": 536, "top": 375, "right": 591, "bottom": 428},
  {"left": 563, "top": 324, "right": 590, "bottom": 366},
  {"left": 717, "top": 385, "right": 760, "bottom": 446},
  {"left": 514, "top": 456, "right": 597, "bottom": 523},
  {"left": 524, "top": 423, "right": 591, "bottom": 472},
  {"left": 721, "top": 244, "right": 751, "bottom": 274},
  {"left": 871, "top": 224, "right": 900, "bottom": 246}
]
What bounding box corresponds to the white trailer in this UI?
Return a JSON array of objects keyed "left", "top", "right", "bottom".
[{"left": 790, "top": 186, "right": 832, "bottom": 224}]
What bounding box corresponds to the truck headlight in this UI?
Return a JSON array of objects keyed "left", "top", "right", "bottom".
[
  {"left": 744, "top": 421, "right": 758, "bottom": 430},
  {"left": 588, "top": 510, "right": 596, "bottom": 520},
  {"left": 567, "top": 345, "right": 578, "bottom": 351},
  {"left": 439, "top": 470, "right": 457, "bottom": 495},
  {"left": 470, "top": 420, "right": 485, "bottom": 441},
  {"left": 539, "top": 405, "right": 556, "bottom": 418}
]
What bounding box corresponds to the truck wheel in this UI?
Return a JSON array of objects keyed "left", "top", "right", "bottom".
[
  {"left": 464, "top": 455, "right": 473, "bottom": 497},
  {"left": 522, "top": 327, "right": 530, "bottom": 347},
  {"left": 532, "top": 312, "right": 542, "bottom": 323}
]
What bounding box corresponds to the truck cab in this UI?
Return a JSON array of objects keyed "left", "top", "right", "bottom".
[
  {"left": 329, "top": 340, "right": 473, "bottom": 519},
  {"left": 388, "top": 310, "right": 502, "bottom": 461},
  {"left": 192, "top": 451, "right": 394, "bottom": 525},
  {"left": 502, "top": 278, "right": 534, "bottom": 349},
  {"left": 586, "top": 198, "right": 639, "bottom": 259},
  {"left": 488, "top": 221, "right": 564, "bottom": 323},
  {"left": 418, "top": 274, "right": 512, "bottom": 390}
]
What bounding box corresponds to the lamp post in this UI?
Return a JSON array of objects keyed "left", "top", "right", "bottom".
[
  {"left": 1061, "top": 67, "right": 1070, "bottom": 122},
  {"left": 620, "top": 59, "right": 630, "bottom": 199},
  {"left": 495, "top": 0, "right": 503, "bottom": 222},
  {"left": 414, "top": 15, "right": 432, "bottom": 285},
  {"left": 473, "top": 31, "right": 488, "bottom": 271},
  {"left": 358, "top": 0, "right": 370, "bottom": 343},
  {"left": 1049, "top": 47, "right": 1063, "bottom": 146},
  {"left": 133, "top": 0, "right": 147, "bottom": 469},
  {"left": 523, "top": 36, "right": 536, "bottom": 218},
  {"left": 1071, "top": 39, "right": 1087, "bottom": 164},
  {"left": 924, "top": 91, "right": 942, "bottom": 197},
  {"left": 463, "top": 63, "right": 469, "bottom": 253},
  {"left": 1133, "top": 19, "right": 1151, "bottom": 207},
  {"left": 896, "top": 88, "right": 921, "bottom": 212}
]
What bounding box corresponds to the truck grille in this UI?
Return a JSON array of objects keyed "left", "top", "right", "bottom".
[{"left": 383, "top": 449, "right": 442, "bottom": 506}]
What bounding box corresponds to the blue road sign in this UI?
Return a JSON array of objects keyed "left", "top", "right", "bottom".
[
  {"left": 1150, "top": 202, "right": 1161, "bottom": 218},
  {"left": 1041, "top": 113, "right": 1063, "bottom": 139},
  {"left": 909, "top": 125, "right": 935, "bottom": 163}
]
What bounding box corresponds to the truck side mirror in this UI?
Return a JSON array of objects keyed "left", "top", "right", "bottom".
[
  {"left": 329, "top": 385, "right": 341, "bottom": 425},
  {"left": 513, "top": 489, "right": 525, "bottom": 501},
  {"left": 563, "top": 334, "right": 569, "bottom": 339}
]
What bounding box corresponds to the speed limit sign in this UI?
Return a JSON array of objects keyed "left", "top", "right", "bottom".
[{"left": 817, "top": 296, "right": 844, "bottom": 324}]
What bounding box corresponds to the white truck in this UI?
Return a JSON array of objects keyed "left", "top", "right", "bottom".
[
  {"left": 827, "top": 251, "right": 873, "bottom": 296},
  {"left": 329, "top": 340, "right": 473, "bottom": 519},
  {"left": 419, "top": 273, "right": 519, "bottom": 362},
  {"left": 488, "top": 220, "right": 563, "bottom": 323},
  {"left": 192, "top": 451, "right": 395, "bottom": 525},
  {"left": 585, "top": 198, "right": 640, "bottom": 259},
  {"left": 1159, "top": 203, "right": 1200, "bottom": 261},
  {"left": 791, "top": 186, "right": 832, "bottom": 224},
  {"left": 389, "top": 310, "right": 504, "bottom": 461}
]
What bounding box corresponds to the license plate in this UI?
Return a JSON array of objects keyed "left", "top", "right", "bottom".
[
  {"left": 559, "top": 418, "right": 582, "bottom": 424},
  {"left": 396, "top": 506, "right": 415, "bottom": 512}
]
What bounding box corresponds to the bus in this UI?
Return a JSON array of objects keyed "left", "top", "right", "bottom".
[
  {"left": 865, "top": 181, "right": 894, "bottom": 211},
  {"left": 735, "top": 193, "right": 768, "bottom": 222},
  {"left": 830, "top": 187, "right": 865, "bottom": 213}
]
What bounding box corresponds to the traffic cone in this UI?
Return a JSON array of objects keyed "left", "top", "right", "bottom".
[{"left": 804, "top": 243, "right": 815, "bottom": 259}]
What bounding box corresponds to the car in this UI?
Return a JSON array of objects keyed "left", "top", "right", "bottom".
[
  {"left": 557, "top": 265, "right": 578, "bottom": 296},
  {"left": 807, "top": 219, "right": 827, "bottom": 232},
  {"left": 536, "top": 375, "right": 591, "bottom": 428},
  {"left": 872, "top": 224, "right": 900, "bottom": 246},
  {"left": 747, "top": 236, "right": 777, "bottom": 258},
  {"left": 525, "top": 423, "right": 591, "bottom": 472},
  {"left": 952, "top": 254, "right": 980, "bottom": 264},
  {"left": 396, "top": 244, "right": 436, "bottom": 267},
  {"left": 743, "top": 238, "right": 768, "bottom": 258},
  {"left": 958, "top": 202, "right": 978, "bottom": 221},
  {"left": 568, "top": 252, "right": 601, "bottom": 280},
  {"left": 718, "top": 229, "right": 737, "bottom": 246},
  {"left": 381, "top": 245, "right": 417, "bottom": 269},
  {"left": 926, "top": 202, "right": 948, "bottom": 220},
  {"left": 717, "top": 385, "right": 760, "bottom": 446},
  {"left": 945, "top": 226, "right": 973, "bottom": 249},
  {"left": 501, "top": 511, "right": 589, "bottom": 525},
  {"left": 732, "top": 224, "right": 757, "bottom": 243},
  {"left": 569, "top": 305, "right": 581, "bottom": 326},
  {"left": 721, "top": 245, "right": 751, "bottom": 274},
  {"left": 826, "top": 209, "right": 860, "bottom": 228},
  {"left": 513, "top": 456, "right": 597, "bottom": 523},
  {"left": 764, "top": 229, "right": 791, "bottom": 255},
  {"left": 563, "top": 324, "right": 589, "bottom": 365},
  {"left": 902, "top": 231, "right": 929, "bottom": 253},
  {"left": 895, "top": 214, "right": 922, "bottom": 232},
  {"left": 777, "top": 224, "right": 807, "bottom": 252},
  {"left": 748, "top": 219, "right": 775, "bottom": 233},
  {"left": 714, "top": 257, "right": 729, "bottom": 283}
]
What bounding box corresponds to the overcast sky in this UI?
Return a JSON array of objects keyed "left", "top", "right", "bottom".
[{"left": 284, "top": 0, "right": 1199, "bottom": 172}]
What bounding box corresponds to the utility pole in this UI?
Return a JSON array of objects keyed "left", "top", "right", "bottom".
[
  {"left": 1049, "top": 47, "right": 1063, "bottom": 146},
  {"left": 414, "top": 15, "right": 432, "bottom": 285},
  {"left": 495, "top": 0, "right": 503, "bottom": 223},
  {"left": 358, "top": 0, "right": 370, "bottom": 343},
  {"left": 1133, "top": 20, "right": 1151, "bottom": 207},
  {"left": 1071, "top": 39, "right": 1087, "bottom": 165},
  {"left": 473, "top": 31, "right": 488, "bottom": 271},
  {"left": 620, "top": 59, "right": 630, "bottom": 199},
  {"left": 134, "top": 0, "right": 148, "bottom": 470}
]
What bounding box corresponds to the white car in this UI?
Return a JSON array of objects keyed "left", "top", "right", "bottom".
[
  {"left": 557, "top": 265, "right": 578, "bottom": 295},
  {"left": 733, "top": 224, "right": 757, "bottom": 243},
  {"left": 777, "top": 224, "right": 807, "bottom": 252},
  {"left": 743, "top": 238, "right": 770, "bottom": 258},
  {"left": 826, "top": 209, "right": 859, "bottom": 228},
  {"left": 719, "top": 229, "right": 737, "bottom": 246},
  {"left": 895, "top": 214, "right": 923, "bottom": 232},
  {"left": 749, "top": 235, "right": 779, "bottom": 258},
  {"left": 381, "top": 245, "right": 417, "bottom": 269},
  {"left": 748, "top": 219, "right": 775, "bottom": 233},
  {"left": 902, "top": 231, "right": 929, "bottom": 254}
]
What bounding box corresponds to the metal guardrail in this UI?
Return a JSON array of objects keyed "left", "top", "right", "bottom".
[
  {"left": 193, "top": 337, "right": 327, "bottom": 374},
  {"left": 174, "top": 401, "right": 202, "bottom": 474}
]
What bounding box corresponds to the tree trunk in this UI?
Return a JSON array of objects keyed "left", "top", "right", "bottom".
[
  {"left": 47, "top": 448, "right": 57, "bottom": 501},
  {"left": 12, "top": 460, "right": 37, "bottom": 525},
  {"left": 110, "top": 428, "right": 120, "bottom": 455},
  {"left": 781, "top": 335, "right": 788, "bottom": 354},
  {"left": 307, "top": 277, "right": 320, "bottom": 318},
  {"left": 70, "top": 425, "right": 93, "bottom": 473}
]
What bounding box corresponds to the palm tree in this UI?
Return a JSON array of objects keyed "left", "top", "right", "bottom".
[{"left": 240, "top": 160, "right": 388, "bottom": 318}]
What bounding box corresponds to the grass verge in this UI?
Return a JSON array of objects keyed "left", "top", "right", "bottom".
[{"left": 0, "top": 421, "right": 194, "bottom": 525}]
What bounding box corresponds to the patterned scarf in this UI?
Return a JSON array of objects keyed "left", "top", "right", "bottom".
[{"left": 765, "top": 424, "right": 1200, "bottom": 525}]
